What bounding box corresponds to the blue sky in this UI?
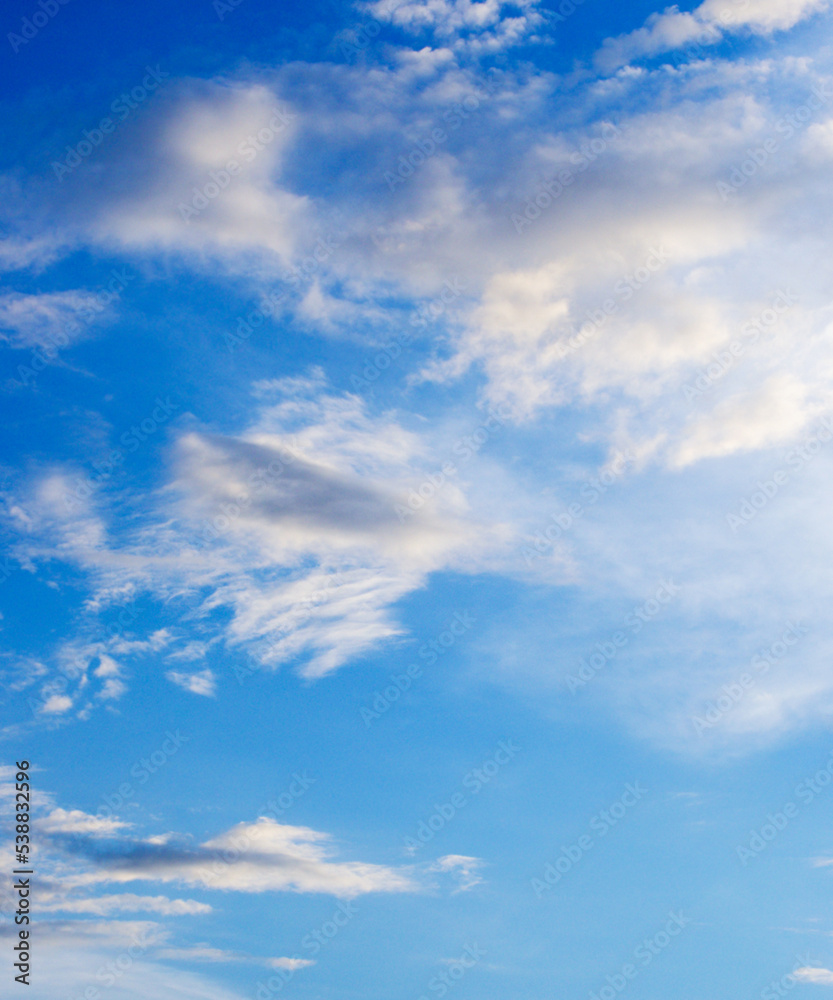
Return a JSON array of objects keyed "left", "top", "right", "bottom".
[{"left": 3, "top": 0, "right": 833, "bottom": 997}]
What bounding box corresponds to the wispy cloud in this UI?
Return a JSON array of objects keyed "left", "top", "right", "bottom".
[
  {"left": 0, "top": 289, "right": 112, "bottom": 349},
  {"left": 40, "top": 893, "right": 212, "bottom": 916},
  {"left": 157, "top": 945, "right": 314, "bottom": 970},
  {"left": 595, "top": 0, "right": 832, "bottom": 72},
  {"left": 165, "top": 668, "right": 217, "bottom": 697},
  {"left": 794, "top": 966, "right": 833, "bottom": 984},
  {"left": 6, "top": 376, "right": 486, "bottom": 690},
  {"left": 430, "top": 854, "right": 487, "bottom": 891}
]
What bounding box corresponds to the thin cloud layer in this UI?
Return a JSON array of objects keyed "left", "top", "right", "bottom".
[
  {"left": 40, "top": 893, "right": 212, "bottom": 916},
  {"left": 0, "top": 920, "right": 259, "bottom": 1000},
  {"left": 0, "top": 290, "right": 112, "bottom": 349}
]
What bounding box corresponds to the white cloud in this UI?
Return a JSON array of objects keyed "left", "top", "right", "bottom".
[
  {"left": 794, "top": 966, "right": 833, "bottom": 984},
  {"left": 98, "top": 674, "right": 128, "bottom": 701},
  {"left": 804, "top": 117, "right": 833, "bottom": 158},
  {"left": 40, "top": 693, "right": 73, "bottom": 714},
  {"left": 0, "top": 290, "right": 111, "bottom": 349},
  {"left": 37, "top": 807, "right": 131, "bottom": 838},
  {"left": 267, "top": 956, "right": 315, "bottom": 970},
  {"left": 5, "top": 3, "right": 833, "bottom": 754},
  {"left": 18, "top": 771, "right": 417, "bottom": 903},
  {"left": 40, "top": 893, "right": 212, "bottom": 916},
  {"left": 158, "top": 945, "right": 314, "bottom": 969},
  {"left": 697, "top": 0, "right": 831, "bottom": 31},
  {"left": 166, "top": 668, "right": 217, "bottom": 697},
  {"left": 0, "top": 228, "right": 66, "bottom": 274},
  {"left": 88, "top": 83, "right": 309, "bottom": 267},
  {"left": 0, "top": 771, "right": 426, "bottom": 997},
  {"left": 430, "top": 854, "right": 486, "bottom": 891},
  {"left": 3, "top": 656, "right": 48, "bottom": 692},
  {"left": 94, "top": 654, "right": 121, "bottom": 677},
  {"left": 595, "top": 8, "right": 708, "bottom": 72},
  {"left": 595, "top": 0, "right": 832, "bottom": 72},
  {"left": 70, "top": 817, "right": 417, "bottom": 898},
  {"left": 93, "top": 653, "right": 127, "bottom": 701},
  {"left": 8, "top": 379, "right": 486, "bottom": 682},
  {"left": 0, "top": 920, "right": 252, "bottom": 1000},
  {"left": 362, "top": 0, "right": 547, "bottom": 52},
  {"left": 109, "top": 630, "right": 173, "bottom": 656},
  {"left": 670, "top": 374, "right": 822, "bottom": 468},
  {"left": 164, "top": 639, "right": 214, "bottom": 661}
]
